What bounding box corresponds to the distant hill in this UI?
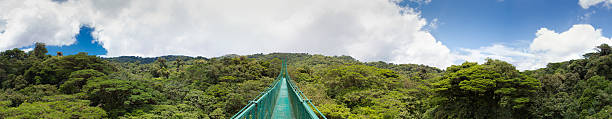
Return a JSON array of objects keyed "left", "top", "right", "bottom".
[{"left": 102, "top": 55, "right": 205, "bottom": 64}]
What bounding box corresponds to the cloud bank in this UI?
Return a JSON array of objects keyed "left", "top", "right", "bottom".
[{"left": 0, "top": 0, "right": 456, "bottom": 68}]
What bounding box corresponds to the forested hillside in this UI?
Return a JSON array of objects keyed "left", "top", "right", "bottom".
[{"left": 1, "top": 43, "right": 611, "bottom": 118}]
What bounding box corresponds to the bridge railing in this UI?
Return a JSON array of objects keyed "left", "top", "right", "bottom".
[
  {"left": 231, "top": 59, "right": 326, "bottom": 119},
  {"left": 230, "top": 62, "right": 285, "bottom": 119}
]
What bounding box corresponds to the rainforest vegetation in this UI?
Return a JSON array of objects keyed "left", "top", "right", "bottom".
[{"left": 1, "top": 43, "right": 611, "bottom": 119}]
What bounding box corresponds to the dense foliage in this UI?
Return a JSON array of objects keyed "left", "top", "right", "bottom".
[{"left": 1, "top": 43, "right": 611, "bottom": 118}]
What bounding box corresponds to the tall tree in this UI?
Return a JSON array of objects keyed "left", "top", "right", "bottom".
[
  {"left": 157, "top": 58, "right": 167, "bottom": 69},
  {"left": 174, "top": 58, "right": 184, "bottom": 70},
  {"left": 596, "top": 44, "right": 611, "bottom": 56},
  {"left": 24, "top": 52, "right": 111, "bottom": 85},
  {"left": 32, "top": 42, "right": 48, "bottom": 59},
  {"left": 431, "top": 60, "right": 540, "bottom": 118}
]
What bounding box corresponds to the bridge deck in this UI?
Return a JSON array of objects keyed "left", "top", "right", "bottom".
[{"left": 271, "top": 78, "right": 295, "bottom": 119}]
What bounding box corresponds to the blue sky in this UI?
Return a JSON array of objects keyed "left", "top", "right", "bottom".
[
  {"left": 44, "top": 26, "right": 106, "bottom": 56},
  {"left": 2, "top": 0, "right": 612, "bottom": 70},
  {"left": 411, "top": 0, "right": 612, "bottom": 49}
]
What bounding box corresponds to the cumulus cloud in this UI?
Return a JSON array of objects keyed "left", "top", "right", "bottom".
[
  {"left": 530, "top": 24, "right": 611, "bottom": 60},
  {"left": 461, "top": 24, "right": 612, "bottom": 70},
  {"left": 0, "top": 0, "right": 457, "bottom": 68},
  {"left": 579, "top": 0, "right": 612, "bottom": 9},
  {"left": 0, "top": 0, "right": 83, "bottom": 49}
]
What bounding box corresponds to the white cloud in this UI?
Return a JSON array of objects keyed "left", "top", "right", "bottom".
[
  {"left": 0, "top": 0, "right": 457, "bottom": 68},
  {"left": 0, "top": 0, "right": 83, "bottom": 49},
  {"left": 21, "top": 48, "right": 33, "bottom": 52},
  {"left": 408, "top": 0, "right": 432, "bottom": 4},
  {"left": 461, "top": 24, "right": 612, "bottom": 70},
  {"left": 579, "top": 0, "right": 612, "bottom": 9},
  {"left": 424, "top": 18, "right": 439, "bottom": 31},
  {"left": 578, "top": 10, "right": 596, "bottom": 22},
  {"left": 459, "top": 44, "right": 534, "bottom": 64},
  {"left": 530, "top": 24, "right": 611, "bottom": 60}
]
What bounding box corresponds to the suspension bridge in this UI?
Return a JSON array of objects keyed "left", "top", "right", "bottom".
[{"left": 231, "top": 60, "right": 327, "bottom": 119}]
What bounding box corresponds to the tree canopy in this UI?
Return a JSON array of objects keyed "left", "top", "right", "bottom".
[{"left": 1, "top": 43, "right": 611, "bottom": 118}]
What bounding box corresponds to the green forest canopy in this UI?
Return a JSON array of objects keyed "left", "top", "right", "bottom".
[{"left": 0, "top": 43, "right": 611, "bottom": 119}]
